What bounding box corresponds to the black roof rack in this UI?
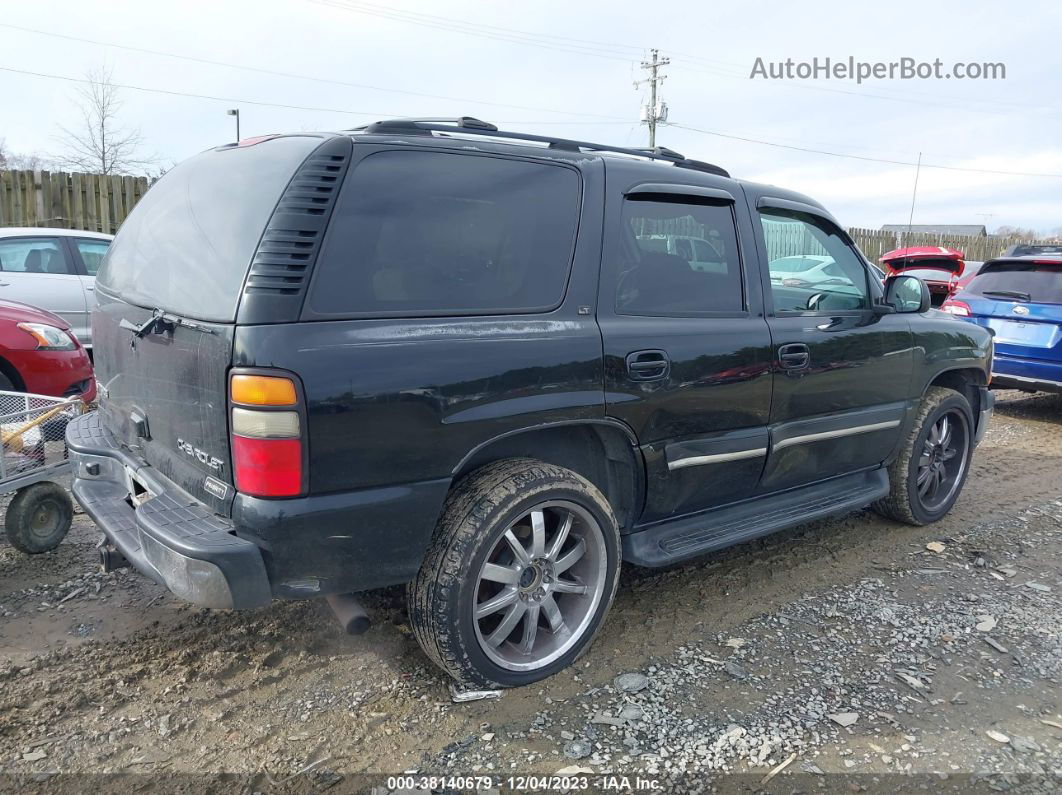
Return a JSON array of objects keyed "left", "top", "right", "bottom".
[{"left": 349, "top": 117, "right": 730, "bottom": 178}]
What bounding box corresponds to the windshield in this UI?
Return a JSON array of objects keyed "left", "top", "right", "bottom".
[
  {"left": 967, "top": 264, "right": 1062, "bottom": 304},
  {"left": 97, "top": 135, "right": 324, "bottom": 322}
]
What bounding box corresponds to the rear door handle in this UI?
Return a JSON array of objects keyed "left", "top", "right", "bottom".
[
  {"left": 778, "top": 343, "right": 810, "bottom": 371},
  {"left": 625, "top": 349, "right": 670, "bottom": 381}
]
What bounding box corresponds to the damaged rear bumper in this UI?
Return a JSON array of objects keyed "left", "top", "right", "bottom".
[{"left": 66, "top": 412, "right": 271, "bottom": 609}]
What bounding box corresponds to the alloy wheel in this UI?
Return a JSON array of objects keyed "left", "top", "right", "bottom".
[
  {"left": 473, "top": 500, "right": 607, "bottom": 672},
  {"left": 916, "top": 410, "right": 969, "bottom": 512}
]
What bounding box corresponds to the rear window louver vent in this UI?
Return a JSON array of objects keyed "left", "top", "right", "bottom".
[{"left": 238, "top": 137, "right": 353, "bottom": 323}]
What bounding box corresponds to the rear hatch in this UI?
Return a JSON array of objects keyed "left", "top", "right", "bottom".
[
  {"left": 881, "top": 246, "right": 965, "bottom": 306},
  {"left": 93, "top": 134, "right": 329, "bottom": 514},
  {"left": 949, "top": 258, "right": 1062, "bottom": 363}
]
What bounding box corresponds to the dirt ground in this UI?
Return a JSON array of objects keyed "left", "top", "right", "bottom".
[{"left": 0, "top": 391, "right": 1059, "bottom": 793}]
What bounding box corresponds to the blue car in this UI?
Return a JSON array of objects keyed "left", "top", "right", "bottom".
[{"left": 943, "top": 255, "right": 1062, "bottom": 394}]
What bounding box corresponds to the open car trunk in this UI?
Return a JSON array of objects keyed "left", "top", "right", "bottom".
[{"left": 881, "top": 246, "right": 966, "bottom": 306}]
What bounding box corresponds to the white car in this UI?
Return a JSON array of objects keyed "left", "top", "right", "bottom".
[
  {"left": 0, "top": 228, "right": 111, "bottom": 349},
  {"left": 635, "top": 234, "right": 727, "bottom": 273}
]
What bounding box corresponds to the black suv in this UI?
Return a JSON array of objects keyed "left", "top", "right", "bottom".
[{"left": 68, "top": 118, "right": 994, "bottom": 687}]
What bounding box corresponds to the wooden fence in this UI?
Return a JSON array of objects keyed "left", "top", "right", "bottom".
[
  {"left": 848, "top": 227, "right": 1041, "bottom": 264},
  {"left": 0, "top": 169, "right": 151, "bottom": 234}
]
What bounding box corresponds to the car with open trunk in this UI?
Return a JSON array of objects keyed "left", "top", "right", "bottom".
[{"left": 68, "top": 118, "right": 994, "bottom": 687}]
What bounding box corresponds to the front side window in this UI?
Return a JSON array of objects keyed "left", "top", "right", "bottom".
[
  {"left": 309, "top": 151, "right": 581, "bottom": 316},
  {"left": 0, "top": 238, "right": 71, "bottom": 274},
  {"left": 760, "top": 210, "right": 869, "bottom": 312},
  {"left": 619, "top": 198, "right": 744, "bottom": 315}
]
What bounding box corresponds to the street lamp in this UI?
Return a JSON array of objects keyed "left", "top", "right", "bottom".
[{"left": 227, "top": 108, "right": 240, "bottom": 143}]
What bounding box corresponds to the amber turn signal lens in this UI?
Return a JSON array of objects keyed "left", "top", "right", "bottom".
[{"left": 230, "top": 374, "right": 297, "bottom": 406}]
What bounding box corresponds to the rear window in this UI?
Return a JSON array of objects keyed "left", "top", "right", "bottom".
[
  {"left": 307, "top": 150, "right": 581, "bottom": 317},
  {"left": 97, "top": 136, "right": 324, "bottom": 322},
  {"left": 968, "top": 263, "right": 1062, "bottom": 304}
]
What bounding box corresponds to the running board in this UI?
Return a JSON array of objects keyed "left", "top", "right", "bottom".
[{"left": 622, "top": 469, "right": 889, "bottom": 568}]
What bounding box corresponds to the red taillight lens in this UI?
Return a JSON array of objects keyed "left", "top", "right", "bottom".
[
  {"left": 231, "top": 436, "right": 302, "bottom": 497},
  {"left": 941, "top": 299, "right": 972, "bottom": 317},
  {"left": 229, "top": 371, "right": 305, "bottom": 498}
]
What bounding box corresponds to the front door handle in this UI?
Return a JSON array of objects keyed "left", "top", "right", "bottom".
[
  {"left": 778, "top": 343, "right": 810, "bottom": 371},
  {"left": 625, "top": 349, "right": 670, "bottom": 381}
]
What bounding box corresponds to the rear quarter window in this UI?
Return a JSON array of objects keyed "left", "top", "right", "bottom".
[
  {"left": 97, "top": 135, "right": 325, "bottom": 322},
  {"left": 306, "top": 150, "right": 581, "bottom": 317}
]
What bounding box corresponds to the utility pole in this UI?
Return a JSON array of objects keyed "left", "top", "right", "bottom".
[{"left": 636, "top": 49, "right": 669, "bottom": 148}]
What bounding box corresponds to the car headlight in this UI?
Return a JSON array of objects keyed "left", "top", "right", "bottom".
[{"left": 17, "top": 322, "right": 77, "bottom": 351}]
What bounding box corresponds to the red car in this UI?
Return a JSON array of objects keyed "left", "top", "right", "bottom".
[
  {"left": 0, "top": 299, "right": 95, "bottom": 401},
  {"left": 881, "top": 246, "right": 966, "bottom": 307}
]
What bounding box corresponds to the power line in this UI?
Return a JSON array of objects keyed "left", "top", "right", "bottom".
[
  {"left": 0, "top": 65, "right": 635, "bottom": 127},
  {"left": 3, "top": 63, "right": 1057, "bottom": 180},
  {"left": 667, "top": 123, "right": 1062, "bottom": 178},
  {"left": 314, "top": 0, "right": 1048, "bottom": 116},
  {"left": 310, "top": 0, "right": 637, "bottom": 62},
  {"left": 0, "top": 22, "right": 628, "bottom": 121}
]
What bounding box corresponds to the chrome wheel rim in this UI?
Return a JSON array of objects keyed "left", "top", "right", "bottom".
[
  {"left": 473, "top": 500, "right": 607, "bottom": 672},
  {"left": 916, "top": 410, "right": 969, "bottom": 512}
]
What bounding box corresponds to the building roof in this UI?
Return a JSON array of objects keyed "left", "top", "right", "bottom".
[{"left": 880, "top": 224, "right": 987, "bottom": 236}]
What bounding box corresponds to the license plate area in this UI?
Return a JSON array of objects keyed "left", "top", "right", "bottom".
[{"left": 987, "top": 318, "right": 1058, "bottom": 348}]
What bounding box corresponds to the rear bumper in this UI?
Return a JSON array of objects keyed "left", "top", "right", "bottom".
[
  {"left": 992, "top": 354, "right": 1062, "bottom": 394},
  {"left": 67, "top": 411, "right": 450, "bottom": 606},
  {"left": 66, "top": 412, "right": 271, "bottom": 609}
]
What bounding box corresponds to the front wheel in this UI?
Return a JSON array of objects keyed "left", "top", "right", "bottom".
[
  {"left": 876, "top": 386, "right": 974, "bottom": 526},
  {"left": 407, "top": 459, "right": 621, "bottom": 688}
]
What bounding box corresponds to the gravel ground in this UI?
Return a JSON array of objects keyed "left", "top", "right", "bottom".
[{"left": 0, "top": 390, "right": 1059, "bottom": 793}]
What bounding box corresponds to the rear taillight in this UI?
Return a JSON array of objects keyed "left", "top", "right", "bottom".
[
  {"left": 229, "top": 372, "right": 304, "bottom": 498},
  {"left": 941, "top": 299, "right": 972, "bottom": 317}
]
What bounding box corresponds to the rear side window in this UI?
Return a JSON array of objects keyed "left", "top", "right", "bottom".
[
  {"left": 97, "top": 136, "right": 325, "bottom": 322},
  {"left": 968, "top": 263, "right": 1062, "bottom": 304},
  {"left": 618, "top": 197, "right": 744, "bottom": 315},
  {"left": 75, "top": 238, "right": 109, "bottom": 276},
  {"left": 308, "top": 151, "right": 581, "bottom": 316}
]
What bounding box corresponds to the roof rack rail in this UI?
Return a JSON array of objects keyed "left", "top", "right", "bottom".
[{"left": 349, "top": 118, "right": 730, "bottom": 177}]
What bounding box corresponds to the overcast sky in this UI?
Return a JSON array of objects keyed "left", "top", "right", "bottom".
[{"left": 3, "top": 0, "right": 1060, "bottom": 234}]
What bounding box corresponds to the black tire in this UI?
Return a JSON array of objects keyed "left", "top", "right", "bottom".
[
  {"left": 0, "top": 372, "right": 15, "bottom": 391},
  {"left": 876, "top": 386, "right": 974, "bottom": 526},
  {"left": 407, "top": 458, "right": 621, "bottom": 688},
  {"left": 5, "top": 482, "right": 73, "bottom": 554}
]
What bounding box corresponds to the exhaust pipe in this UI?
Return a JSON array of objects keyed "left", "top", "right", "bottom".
[{"left": 326, "top": 592, "right": 371, "bottom": 635}]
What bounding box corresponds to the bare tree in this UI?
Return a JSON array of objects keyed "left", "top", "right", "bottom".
[
  {"left": 994, "top": 225, "right": 1040, "bottom": 239},
  {"left": 56, "top": 66, "right": 154, "bottom": 175},
  {"left": 0, "top": 137, "right": 55, "bottom": 170}
]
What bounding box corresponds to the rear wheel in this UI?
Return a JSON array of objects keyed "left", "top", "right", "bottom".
[
  {"left": 5, "top": 482, "right": 73, "bottom": 554},
  {"left": 408, "top": 459, "right": 621, "bottom": 688},
  {"left": 876, "top": 387, "right": 973, "bottom": 525}
]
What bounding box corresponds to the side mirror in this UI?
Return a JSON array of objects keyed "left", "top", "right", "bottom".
[{"left": 884, "top": 274, "right": 930, "bottom": 313}]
